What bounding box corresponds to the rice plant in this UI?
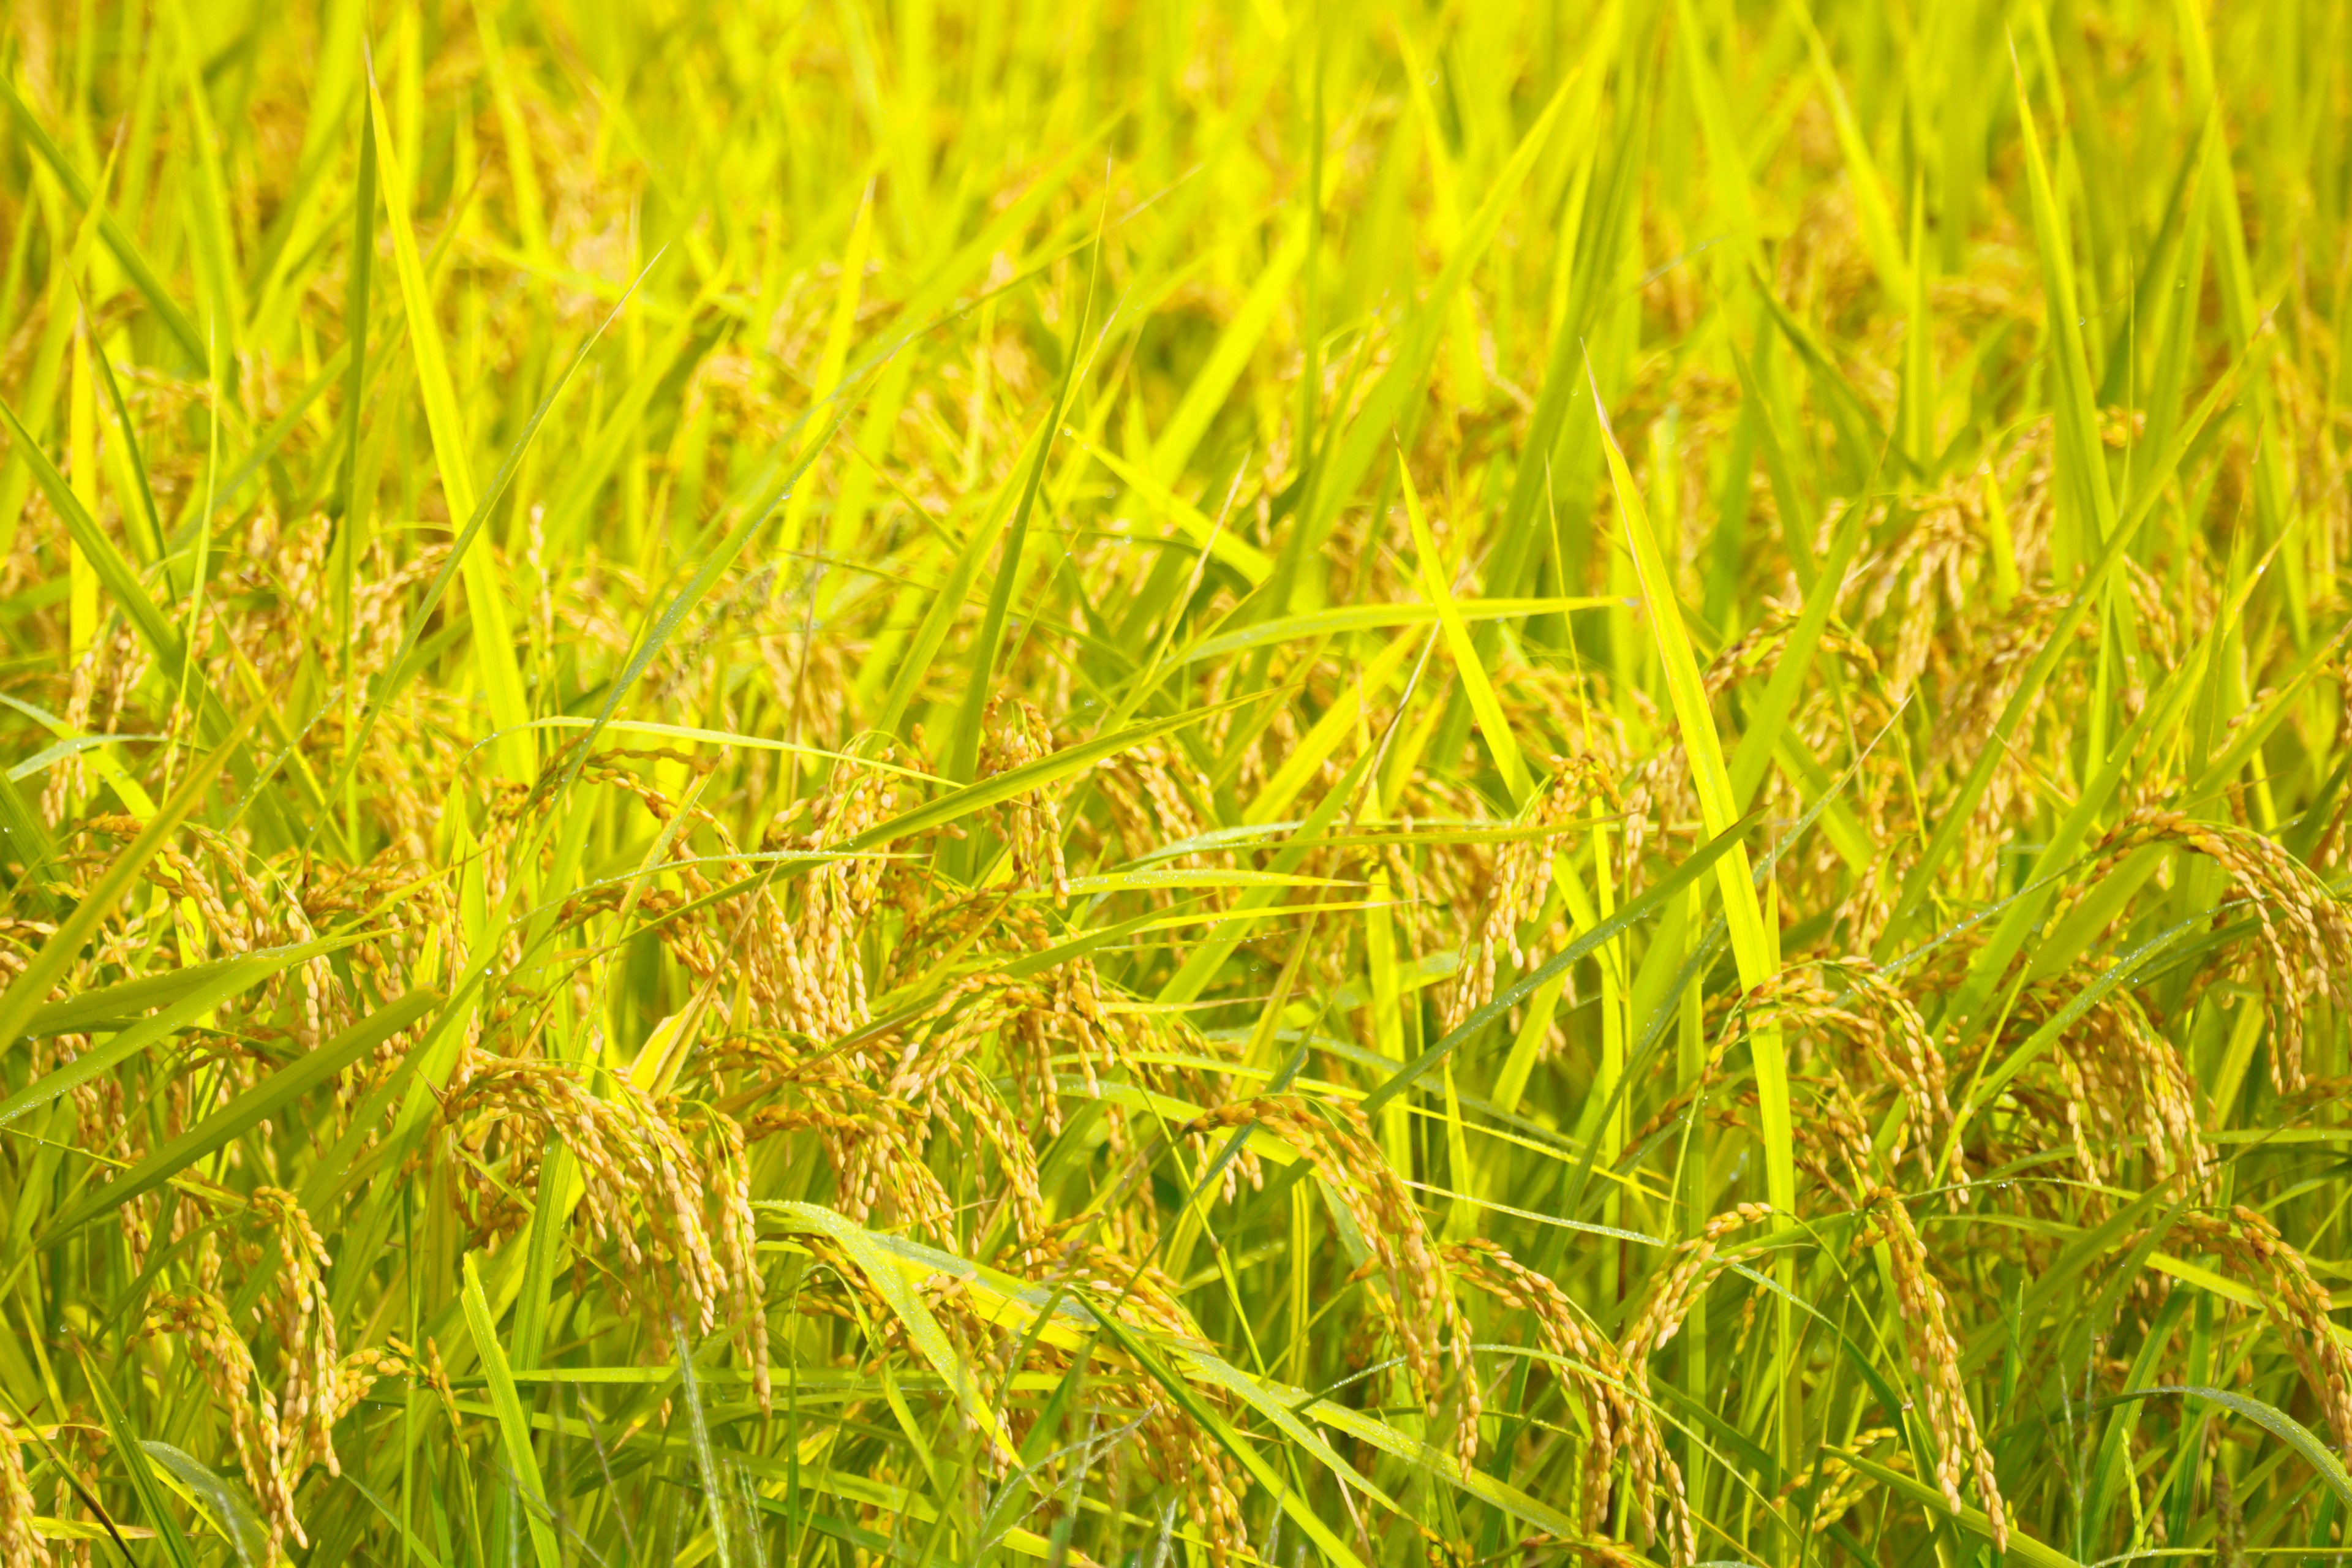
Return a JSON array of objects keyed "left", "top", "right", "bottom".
[{"left": 1, "top": 2, "right": 2348, "bottom": 1566}]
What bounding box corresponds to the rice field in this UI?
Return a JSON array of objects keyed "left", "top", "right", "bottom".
[{"left": 1, "top": 1, "right": 2349, "bottom": 1566}]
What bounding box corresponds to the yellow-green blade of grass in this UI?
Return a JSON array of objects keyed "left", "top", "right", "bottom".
[
  {"left": 0, "top": 937, "right": 355, "bottom": 1125},
  {"left": 769, "top": 1204, "right": 1019, "bottom": 1463},
  {"left": 1874, "top": 345, "right": 2247, "bottom": 952},
  {"left": 1360, "top": 805, "right": 1759, "bottom": 1114},
  {"left": 844, "top": 695, "right": 1257, "bottom": 862},
  {"left": 1242, "top": 628, "right": 1419, "bottom": 825},
  {"left": 1724, "top": 482, "right": 1872, "bottom": 810},
  {"left": 161, "top": 0, "right": 246, "bottom": 359},
  {"left": 1588, "top": 371, "right": 1790, "bottom": 1216},
  {"left": 1398, "top": 451, "right": 1532, "bottom": 806},
  {"left": 780, "top": 180, "right": 875, "bottom": 560},
  {"left": 140, "top": 1442, "right": 271, "bottom": 1568},
  {"left": 1299, "top": 38, "right": 1604, "bottom": 590},
  {"left": 1148, "top": 213, "right": 1309, "bottom": 484},
  {"left": 944, "top": 236, "right": 1101, "bottom": 790},
  {"left": 0, "top": 77, "right": 206, "bottom": 367},
  {"left": 74, "top": 1344, "right": 202, "bottom": 1568},
  {"left": 0, "top": 692, "right": 160, "bottom": 821},
  {"left": 461, "top": 1254, "right": 565, "bottom": 1568},
  {"left": 1790, "top": 0, "right": 1911, "bottom": 305},
  {"left": 1066, "top": 432, "right": 1276, "bottom": 584},
  {"left": 44, "top": 990, "right": 439, "bottom": 1238},
  {"left": 472, "top": 1, "right": 546, "bottom": 257},
  {"left": 2173, "top": 0, "right": 2305, "bottom": 637},
  {"left": 557, "top": 364, "right": 875, "bottom": 800},
  {"left": 13, "top": 944, "right": 320, "bottom": 1044},
  {"left": 1082, "top": 1293, "right": 1371, "bottom": 1568},
  {"left": 1837, "top": 1449, "right": 2081, "bottom": 1567},
  {"left": 1937, "top": 619, "right": 2219, "bottom": 1047},
  {"left": 540, "top": 312, "right": 707, "bottom": 546},
  {"left": 1156, "top": 744, "right": 1384, "bottom": 1006},
  {"left": 0, "top": 714, "right": 251, "bottom": 1050},
  {"left": 2011, "top": 52, "right": 2121, "bottom": 562},
  {"left": 2152, "top": 1387, "right": 2352, "bottom": 1510},
  {"left": 1179, "top": 598, "right": 1610, "bottom": 666},
  {"left": 872, "top": 464, "right": 1026, "bottom": 742},
  {"left": 314, "top": 262, "right": 650, "bottom": 849},
  {"left": 364, "top": 72, "right": 532, "bottom": 784},
  {"left": 0, "top": 393, "right": 221, "bottom": 725}
]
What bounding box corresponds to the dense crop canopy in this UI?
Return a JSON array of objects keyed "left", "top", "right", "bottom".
[{"left": 1, "top": 2, "right": 2350, "bottom": 1567}]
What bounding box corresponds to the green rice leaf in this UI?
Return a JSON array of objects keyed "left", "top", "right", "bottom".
[{"left": 45, "top": 990, "right": 438, "bottom": 1237}]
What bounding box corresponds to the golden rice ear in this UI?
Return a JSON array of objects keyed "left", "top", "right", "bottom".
[
  {"left": 2080, "top": 809, "right": 2352, "bottom": 1093},
  {"left": 1869, "top": 1191, "right": 2009, "bottom": 1551},
  {"left": 434, "top": 1062, "right": 769, "bottom": 1396},
  {"left": 2170, "top": 1207, "right": 2352, "bottom": 1457},
  {"left": 1183, "top": 1096, "right": 1476, "bottom": 1461},
  {"left": 139, "top": 1291, "right": 300, "bottom": 1553},
  {"left": 0, "top": 1411, "right": 48, "bottom": 1568}
]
